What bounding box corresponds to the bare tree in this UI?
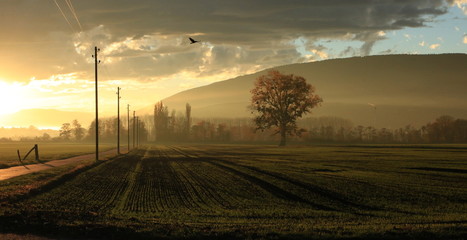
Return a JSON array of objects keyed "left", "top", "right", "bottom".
[{"left": 250, "top": 70, "right": 322, "bottom": 146}]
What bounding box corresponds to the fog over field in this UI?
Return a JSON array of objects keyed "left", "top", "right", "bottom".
[
  {"left": 2, "top": 54, "right": 465, "bottom": 132},
  {"left": 155, "top": 54, "right": 467, "bottom": 128},
  {"left": 0, "top": 1, "right": 466, "bottom": 239}
]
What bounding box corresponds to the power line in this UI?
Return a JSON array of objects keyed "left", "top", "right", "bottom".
[
  {"left": 65, "top": 0, "right": 83, "bottom": 32},
  {"left": 53, "top": 0, "right": 76, "bottom": 33}
]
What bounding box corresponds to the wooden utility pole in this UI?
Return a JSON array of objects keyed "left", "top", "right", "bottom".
[
  {"left": 127, "top": 104, "right": 130, "bottom": 153},
  {"left": 133, "top": 111, "right": 136, "bottom": 149},
  {"left": 116, "top": 87, "right": 121, "bottom": 154},
  {"left": 136, "top": 116, "right": 140, "bottom": 147},
  {"left": 139, "top": 117, "right": 141, "bottom": 147},
  {"left": 93, "top": 46, "right": 100, "bottom": 161}
]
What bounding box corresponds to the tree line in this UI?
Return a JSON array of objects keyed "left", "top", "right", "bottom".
[
  {"left": 4, "top": 69, "right": 466, "bottom": 145},
  {"left": 301, "top": 115, "right": 467, "bottom": 144},
  {"left": 54, "top": 117, "right": 149, "bottom": 143},
  {"left": 5, "top": 111, "right": 467, "bottom": 144},
  {"left": 150, "top": 102, "right": 467, "bottom": 144}
]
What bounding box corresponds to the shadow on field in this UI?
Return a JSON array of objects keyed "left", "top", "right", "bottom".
[
  {"left": 147, "top": 146, "right": 383, "bottom": 214},
  {"left": 206, "top": 159, "right": 334, "bottom": 211},
  {"left": 205, "top": 157, "right": 381, "bottom": 214},
  {"left": 0, "top": 218, "right": 466, "bottom": 240},
  {"left": 341, "top": 145, "right": 467, "bottom": 150},
  {"left": 169, "top": 146, "right": 391, "bottom": 214},
  {"left": 407, "top": 167, "right": 467, "bottom": 174}
]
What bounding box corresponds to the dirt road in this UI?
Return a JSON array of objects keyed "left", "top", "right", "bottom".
[{"left": 0, "top": 149, "right": 120, "bottom": 181}]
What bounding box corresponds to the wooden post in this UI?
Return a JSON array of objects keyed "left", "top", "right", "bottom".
[
  {"left": 17, "top": 150, "right": 21, "bottom": 162},
  {"left": 34, "top": 144, "right": 39, "bottom": 161}
]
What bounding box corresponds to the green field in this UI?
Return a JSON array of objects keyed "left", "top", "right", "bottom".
[
  {"left": 0, "top": 142, "right": 116, "bottom": 168},
  {"left": 0, "top": 144, "right": 466, "bottom": 239}
]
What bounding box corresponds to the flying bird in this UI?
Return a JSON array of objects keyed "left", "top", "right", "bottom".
[{"left": 189, "top": 37, "right": 199, "bottom": 44}]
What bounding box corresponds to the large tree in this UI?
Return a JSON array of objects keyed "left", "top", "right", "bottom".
[
  {"left": 72, "top": 119, "right": 85, "bottom": 141},
  {"left": 250, "top": 70, "right": 322, "bottom": 146},
  {"left": 154, "top": 101, "right": 169, "bottom": 141},
  {"left": 59, "top": 123, "right": 72, "bottom": 141}
]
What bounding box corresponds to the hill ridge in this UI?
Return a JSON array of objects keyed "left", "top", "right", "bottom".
[{"left": 150, "top": 54, "right": 467, "bottom": 128}]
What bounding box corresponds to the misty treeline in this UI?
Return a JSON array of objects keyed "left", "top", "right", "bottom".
[
  {"left": 150, "top": 102, "right": 467, "bottom": 144},
  {"left": 62, "top": 118, "right": 150, "bottom": 143},
  {"left": 3, "top": 105, "right": 466, "bottom": 144},
  {"left": 0, "top": 126, "right": 57, "bottom": 142},
  {"left": 0, "top": 117, "right": 150, "bottom": 143},
  {"left": 300, "top": 115, "right": 467, "bottom": 144},
  {"left": 151, "top": 102, "right": 276, "bottom": 142}
]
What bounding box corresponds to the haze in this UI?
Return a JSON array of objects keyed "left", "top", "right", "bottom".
[{"left": 0, "top": 0, "right": 466, "bottom": 129}]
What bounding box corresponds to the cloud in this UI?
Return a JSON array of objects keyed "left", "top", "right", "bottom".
[
  {"left": 339, "top": 46, "right": 358, "bottom": 57},
  {"left": 464, "top": 34, "right": 467, "bottom": 44},
  {"left": 311, "top": 49, "right": 328, "bottom": 60},
  {"left": 379, "top": 49, "right": 396, "bottom": 55},
  {"left": 0, "top": 0, "right": 455, "bottom": 84},
  {"left": 430, "top": 43, "right": 441, "bottom": 49},
  {"left": 447, "top": 0, "right": 467, "bottom": 14},
  {"left": 419, "top": 41, "right": 426, "bottom": 46},
  {"left": 355, "top": 31, "right": 388, "bottom": 56},
  {"left": 306, "top": 43, "right": 329, "bottom": 60}
]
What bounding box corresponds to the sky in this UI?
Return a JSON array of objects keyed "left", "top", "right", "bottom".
[{"left": 0, "top": 0, "right": 466, "bottom": 118}]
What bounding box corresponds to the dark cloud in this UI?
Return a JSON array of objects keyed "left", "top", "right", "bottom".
[
  {"left": 0, "top": 0, "right": 453, "bottom": 82},
  {"left": 339, "top": 46, "right": 358, "bottom": 57}
]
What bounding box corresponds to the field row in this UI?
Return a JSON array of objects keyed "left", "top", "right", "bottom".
[
  {"left": 21, "top": 146, "right": 326, "bottom": 219},
  {"left": 5, "top": 144, "right": 467, "bottom": 238}
]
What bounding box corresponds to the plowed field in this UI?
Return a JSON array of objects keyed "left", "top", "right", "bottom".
[{"left": 1, "top": 144, "right": 466, "bottom": 239}]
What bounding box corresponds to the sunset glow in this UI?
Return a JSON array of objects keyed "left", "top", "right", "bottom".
[
  {"left": 0, "top": 81, "right": 29, "bottom": 115},
  {"left": 0, "top": 2, "right": 466, "bottom": 239},
  {"left": 0, "top": 0, "right": 464, "bottom": 128}
]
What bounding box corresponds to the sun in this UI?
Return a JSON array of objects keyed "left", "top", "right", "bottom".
[{"left": 0, "top": 80, "right": 28, "bottom": 115}]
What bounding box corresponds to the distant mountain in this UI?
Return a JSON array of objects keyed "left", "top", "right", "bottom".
[
  {"left": 0, "top": 109, "right": 93, "bottom": 129},
  {"left": 152, "top": 54, "right": 467, "bottom": 128}
]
